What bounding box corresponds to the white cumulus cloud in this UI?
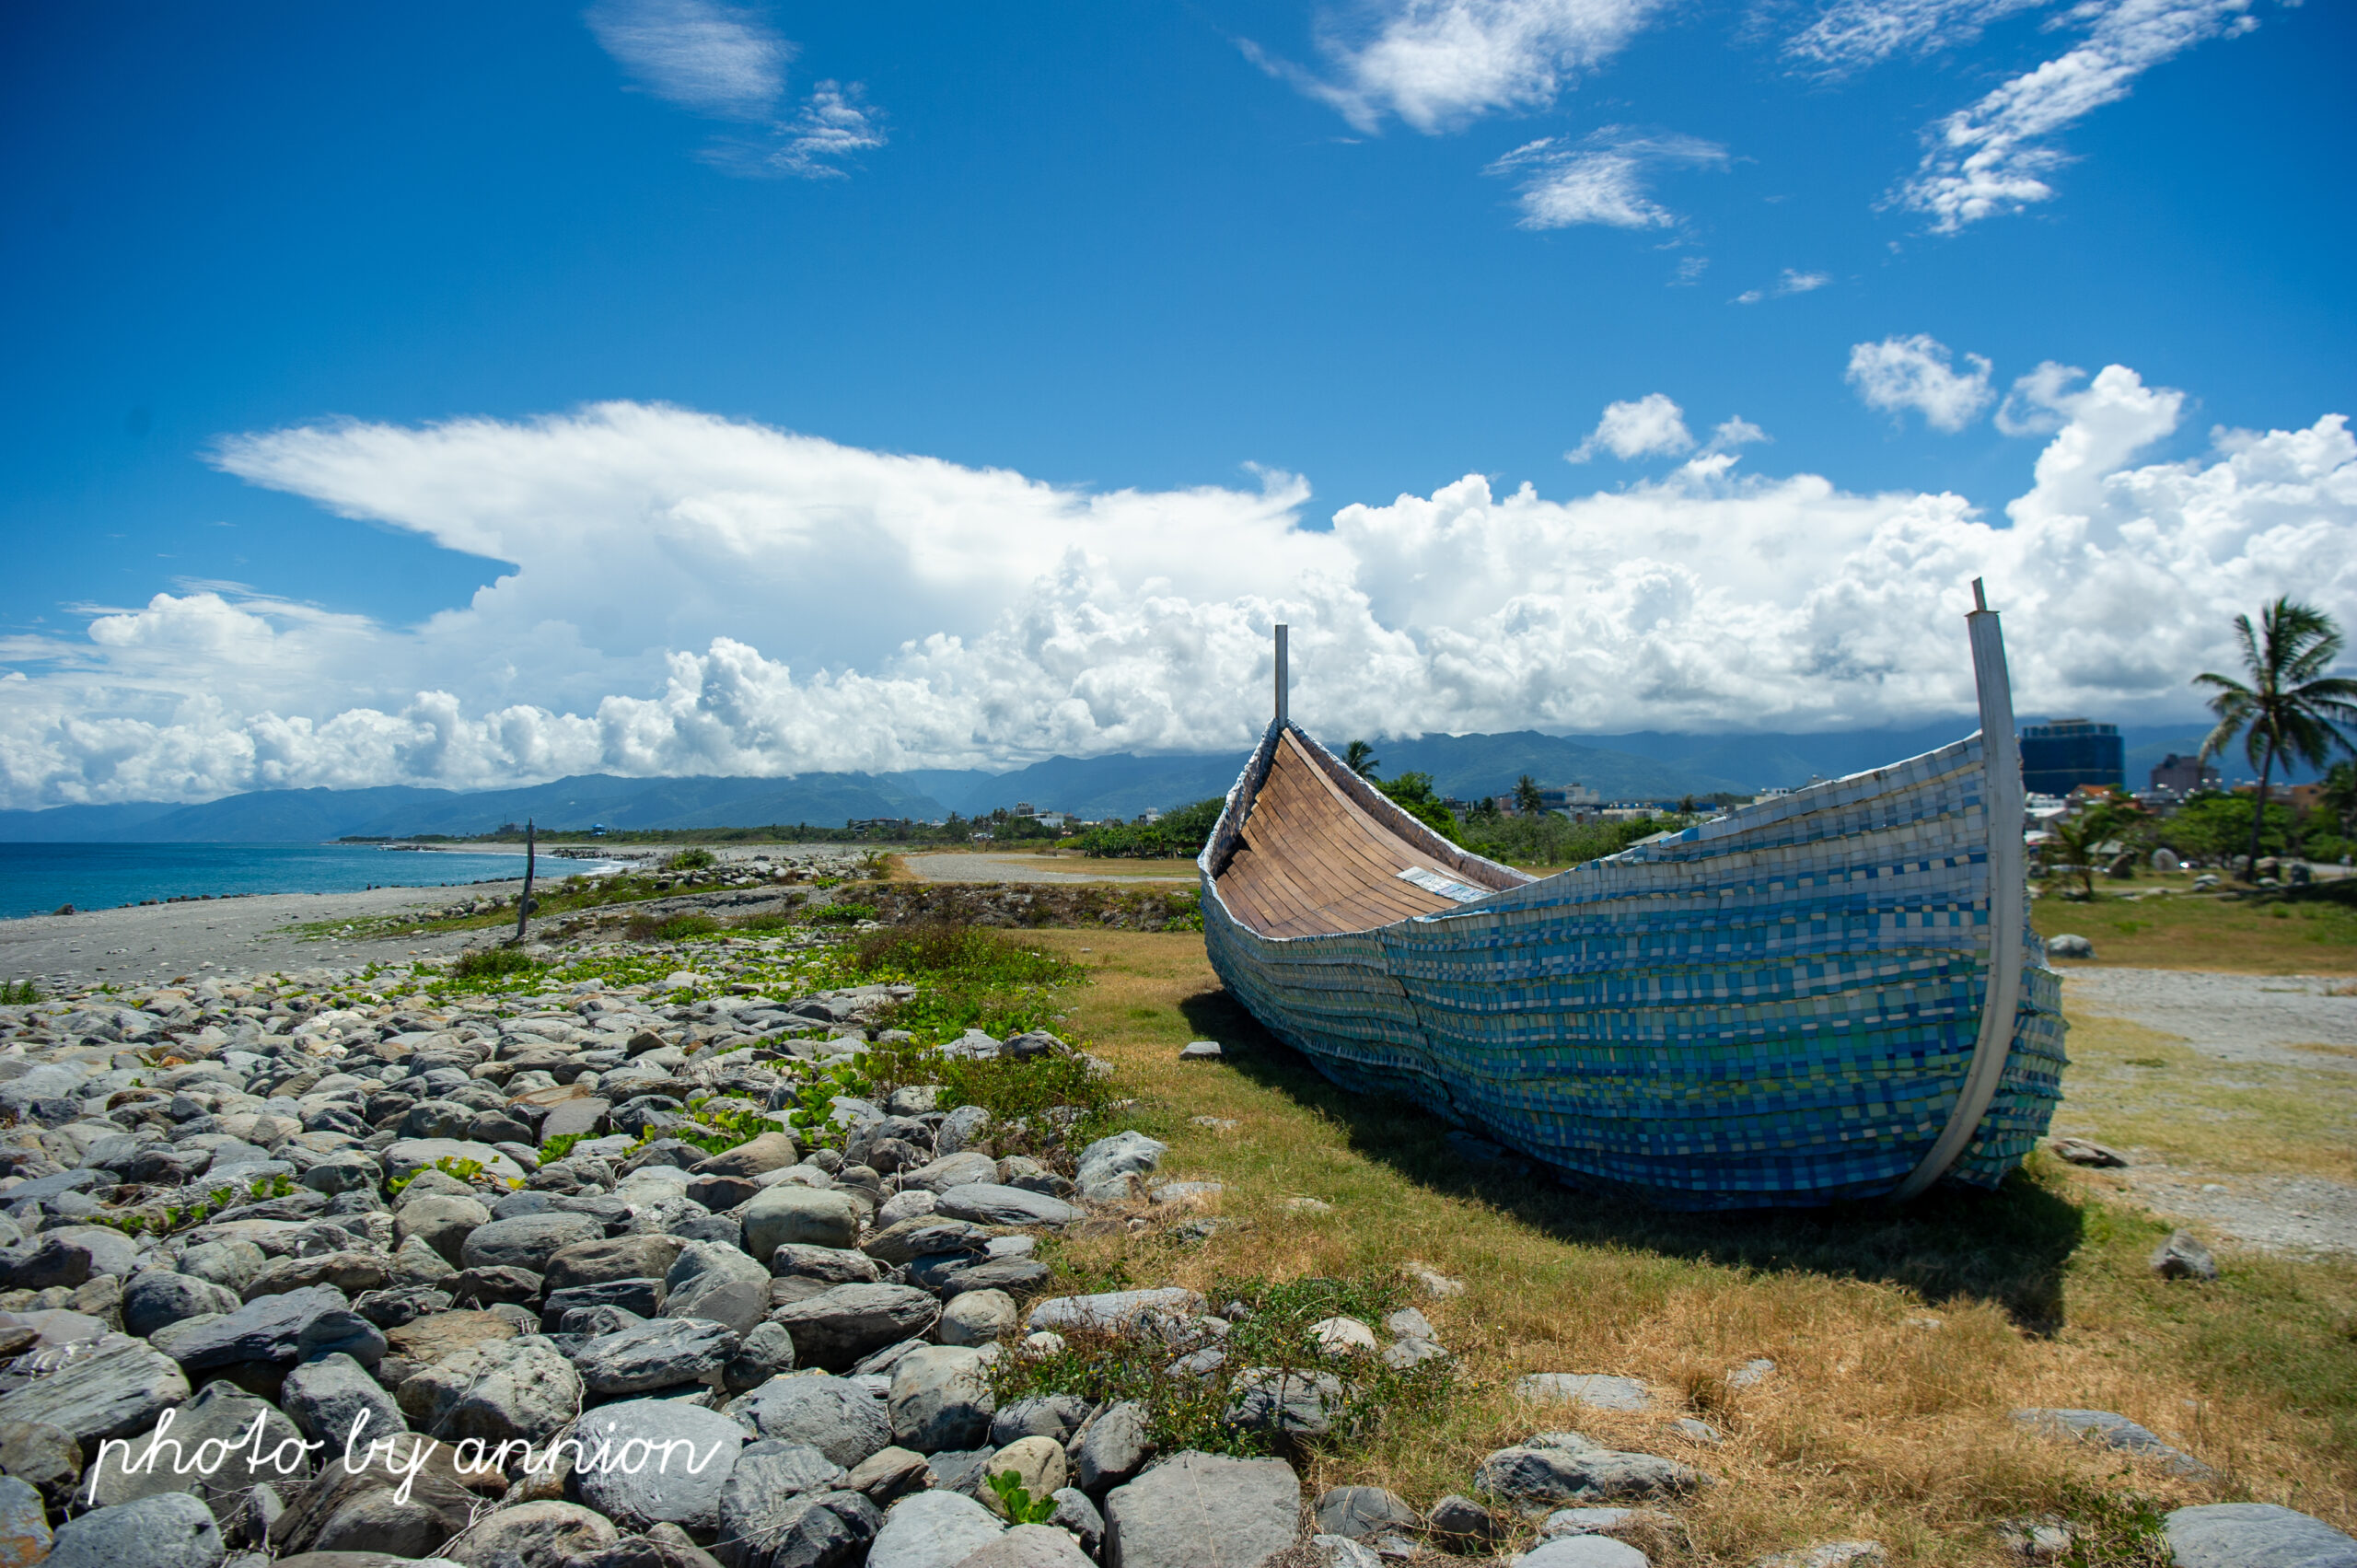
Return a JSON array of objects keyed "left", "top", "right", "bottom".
[
  {"left": 1254, "top": 0, "right": 1670, "bottom": 134},
  {"left": 1898, "top": 0, "right": 2258, "bottom": 231},
  {"left": 1489, "top": 129, "right": 1729, "bottom": 229},
  {"left": 2, "top": 371, "right": 2352, "bottom": 809},
  {"left": 1847, "top": 333, "right": 1996, "bottom": 431},
  {"left": 1568, "top": 394, "right": 1698, "bottom": 461}
]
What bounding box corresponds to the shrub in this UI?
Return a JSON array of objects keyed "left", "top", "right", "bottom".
[
  {"left": 807, "top": 902, "right": 878, "bottom": 924},
  {"left": 1064, "top": 796, "right": 1225, "bottom": 859},
  {"left": 666, "top": 848, "right": 718, "bottom": 871},
  {"left": 853, "top": 923, "right": 1086, "bottom": 1042},
  {"left": 449, "top": 947, "right": 541, "bottom": 980}
]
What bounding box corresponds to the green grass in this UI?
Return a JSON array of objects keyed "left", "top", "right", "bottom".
[
  {"left": 850, "top": 923, "right": 1088, "bottom": 1043},
  {"left": 2032, "top": 872, "right": 2357, "bottom": 974},
  {"left": 0, "top": 980, "right": 39, "bottom": 1005},
  {"left": 447, "top": 947, "right": 543, "bottom": 980}
]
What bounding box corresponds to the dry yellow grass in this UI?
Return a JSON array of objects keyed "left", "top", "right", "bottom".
[{"left": 1022, "top": 929, "right": 2357, "bottom": 1563}]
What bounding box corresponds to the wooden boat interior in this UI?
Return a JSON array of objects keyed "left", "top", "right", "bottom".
[{"left": 1210, "top": 728, "right": 1518, "bottom": 939}]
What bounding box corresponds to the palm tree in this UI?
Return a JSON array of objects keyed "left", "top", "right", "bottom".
[
  {"left": 1514, "top": 774, "right": 1545, "bottom": 815},
  {"left": 1342, "top": 740, "right": 1381, "bottom": 780},
  {"left": 2194, "top": 598, "right": 2357, "bottom": 880}
]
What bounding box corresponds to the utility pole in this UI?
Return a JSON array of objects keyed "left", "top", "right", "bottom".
[{"left": 514, "top": 819, "right": 536, "bottom": 945}]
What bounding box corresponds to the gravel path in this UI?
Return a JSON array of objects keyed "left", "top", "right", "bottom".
[
  {"left": 2059, "top": 967, "right": 2357, "bottom": 1072},
  {"left": 2061, "top": 966, "right": 2357, "bottom": 1256}
]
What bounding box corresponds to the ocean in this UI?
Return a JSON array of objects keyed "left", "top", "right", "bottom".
[{"left": 0, "top": 842, "right": 615, "bottom": 921}]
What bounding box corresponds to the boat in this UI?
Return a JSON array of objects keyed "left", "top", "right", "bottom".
[{"left": 1196, "top": 585, "right": 2066, "bottom": 1210}]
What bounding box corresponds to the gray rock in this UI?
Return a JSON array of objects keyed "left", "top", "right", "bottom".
[
  {"left": 1025, "top": 1289, "right": 1202, "bottom": 1337},
  {"left": 2151, "top": 1230, "right": 2219, "bottom": 1281},
  {"left": 2163, "top": 1503, "right": 2357, "bottom": 1568},
  {"left": 0, "top": 1473, "right": 48, "bottom": 1562},
  {"left": 281, "top": 1351, "right": 408, "bottom": 1448},
  {"left": 1049, "top": 1487, "right": 1103, "bottom": 1556},
  {"left": 713, "top": 1445, "right": 858, "bottom": 1564},
  {"left": 156, "top": 1283, "right": 386, "bottom": 1370},
  {"left": 382, "top": 1138, "right": 525, "bottom": 1184},
  {"left": 770, "top": 1283, "right": 943, "bottom": 1372},
  {"left": 863, "top": 1219, "right": 992, "bottom": 1268},
  {"left": 544, "top": 1235, "right": 689, "bottom": 1295},
  {"left": 267, "top": 1444, "right": 475, "bottom": 1558},
  {"left": 393, "top": 1193, "right": 493, "bottom": 1266},
  {"left": 957, "top": 1521, "right": 1097, "bottom": 1567},
  {"left": 890, "top": 1345, "right": 996, "bottom": 1453},
  {"left": 899, "top": 1152, "right": 999, "bottom": 1194},
  {"left": 175, "top": 1239, "right": 266, "bottom": 1296},
  {"left": 3, "top": 1225, "right": 141, "bottom": 1291},
  {"left": 0, "top": 1418, "right": 84, "bottom": 1504},
  {"left": 666, "top": 1242, "right": 773, "bottom": 1337},
  {"left": 1427, "top": 1494, "right": 1494, "bottom": 1546},
  {"left": 299, "top": 1153, "right": 381, "bottom": 1197},
  {"left": 392, "top": 1234, "right": 460, "bottom": 1286},
  {"left": 0, "top": 1334, "right": 189, "bottom": 1445},
  {"left": 1177, "top": 1041, "right": 1223, "bottom": 1062},
  {"left": 2046, "top": 934, "right": 2095, "bottom": 958},
  {"left": 1072, "top": 1400, "right": 1152, "bottom": 1494},
  {"left": 243, "top": 1250, "right": 396, "bottom": 1303},
  {"left": 575, "top": 1317, "right": 739, "bottom": 1396},
  {"left": 398, "top": 1336, "right": 582, "bottom": 1444},
  {"left": 936, "top": 1290, "right": 1017, "bottom": 1349},
  {"left": 439, "top": 1497, "right": 620, "bottom": 1568},
  {"left": 933, "top": 1186, "right": 1081, "bottom": 1229},
  {"left": 933, "top": 1109, "right": 992, "bottom": 1159},
  {"left": 1516, "top": 1374, "right": 1654, "bottom": 1411},
  {"left": 460, "top": 1213, "right": 605, "bottom": 1274},
  {"left": 1073, "top": 1132, "right": 1164, "bottom": 1204},
  {"left": 574, "top": 1396, "right": 746, "bottom": 1534},
  {"left": 1316, "top": 1486, "right": 1421, "bottom": 1540},
  {"left": 42, "top": 1489, "right": 225, "bottom": 1568},
  {"left": 868, "top": 1490, "right": 1004, "bottom": 1568},
  {"left": 81, "top": 1378, "right": 308, "bottom": 1509},
  {"left": 726, "top": 1374, "right": 891, "bottom": 1466},
  {"left": 544, "top": 1279, "right": 667, "bottom": 1328},
  {"left": 990, "top": 1394, "right": 1090, "bottom": 1448},
  {"left": 743, "top": 1187, "right": 863, "bottom": 1263},
  {"left": 1475, "top": 1437, "right": 1708, "bottom": 1507},
  {"left": 1225, "top": 1368, "right": 1349, "bottom": 1437},
  {"left": 2010, "top": 1409, "right": 2213, "bottom": 1478},
  {"left": 932, "top": 1258, "right": 1051, "bottom": 1301},
  {"left": 772, "top": 1245, "right": 885, "bottom": 1285},
  {"left": 2049, "top": 1138, "right": 2127, "bottom": 1167},
  {"left": 723, "top": 1320, "right": 798, "bottom": 1394},
  {"left": 1102, "top": 1449, "right": 1297, "bottom": 1568},
  {"left": 718, "top": 1484, "right": 880, "bottom": 1568},
  {"left": 845, "top": 1444, "right": 934, "bottom": 1504},
  {"left": 122, "top": 1272, "right": 240, "bottom": 1338},
  {"left": 1311, "top": 1535, "right": 1383, "bottom": 1568},
  {"left": 1515, "top": 1539, "right": 1649, "bottom": 1568}
]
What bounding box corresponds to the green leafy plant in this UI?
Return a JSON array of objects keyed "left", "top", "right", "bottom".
[
  {"left": 388, "top": 1155, "right": 489, "bottom": 1195},
  {"left": 985, "top": 1469, "right": 1059, "bottom": 1525},
  {"left": 448, "top": 947, "right": 542, "bottom": 980},
  {"left": 626, "top": 912, "right": 722, "bottom": 941},
  {"left": 0, "top": 980, "right": 39, "bottom": 1005},
  {"left": 666, "top": 847, "right": 718, "bottom": 871},
  {"left": 783, "top": 1061, "right": 874, "bottom": 1150},
  {"left": 806, "top": 902, "right": 878, "bottom": 924}
]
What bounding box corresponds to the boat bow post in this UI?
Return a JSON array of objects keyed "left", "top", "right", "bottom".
[{"left": 1890, "top": 578, "right": 2030, "bottom": 1202}]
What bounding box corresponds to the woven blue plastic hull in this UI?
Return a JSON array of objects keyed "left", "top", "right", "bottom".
[{"left": 1200, "top": 733, "right": 2066, "bottom": 1210}]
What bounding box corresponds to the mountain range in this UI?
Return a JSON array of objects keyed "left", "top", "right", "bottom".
[{"left": 0, "top": 719, "right": 2280, "bottom": 842}]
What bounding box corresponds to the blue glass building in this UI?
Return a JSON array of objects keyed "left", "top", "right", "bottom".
[{"left": 2019, "top": 719, "right": 2124, "bottom": 796}]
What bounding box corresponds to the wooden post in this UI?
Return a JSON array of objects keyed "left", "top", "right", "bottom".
[
  {"left": 515, "top": 819, "right": 536, "bottom": 945},
  {"left": 1273, "top": 623, "right": 1289, "bottom": 728}
]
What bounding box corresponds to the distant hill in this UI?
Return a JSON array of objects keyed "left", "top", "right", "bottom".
[{"left": 4, "top": 718, "right": 2308, "bottom": 842}]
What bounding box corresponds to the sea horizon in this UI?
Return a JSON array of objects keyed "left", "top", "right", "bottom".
[{"left": 0, "top": 842, "right": 622, "bottom": 922}]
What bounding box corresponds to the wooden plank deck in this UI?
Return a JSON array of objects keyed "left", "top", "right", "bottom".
[{"left": 1213, "top": 731, "right": 1474, "bottom": 938}]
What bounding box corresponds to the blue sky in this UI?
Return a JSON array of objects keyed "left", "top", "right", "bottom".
[{"left": 0, "top": 0, "right": 2351, "bottom": 806}]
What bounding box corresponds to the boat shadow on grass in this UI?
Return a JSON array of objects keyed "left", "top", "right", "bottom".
[{"left": 1177, "top": 987, "right": 2093, "bottom": 1332}]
